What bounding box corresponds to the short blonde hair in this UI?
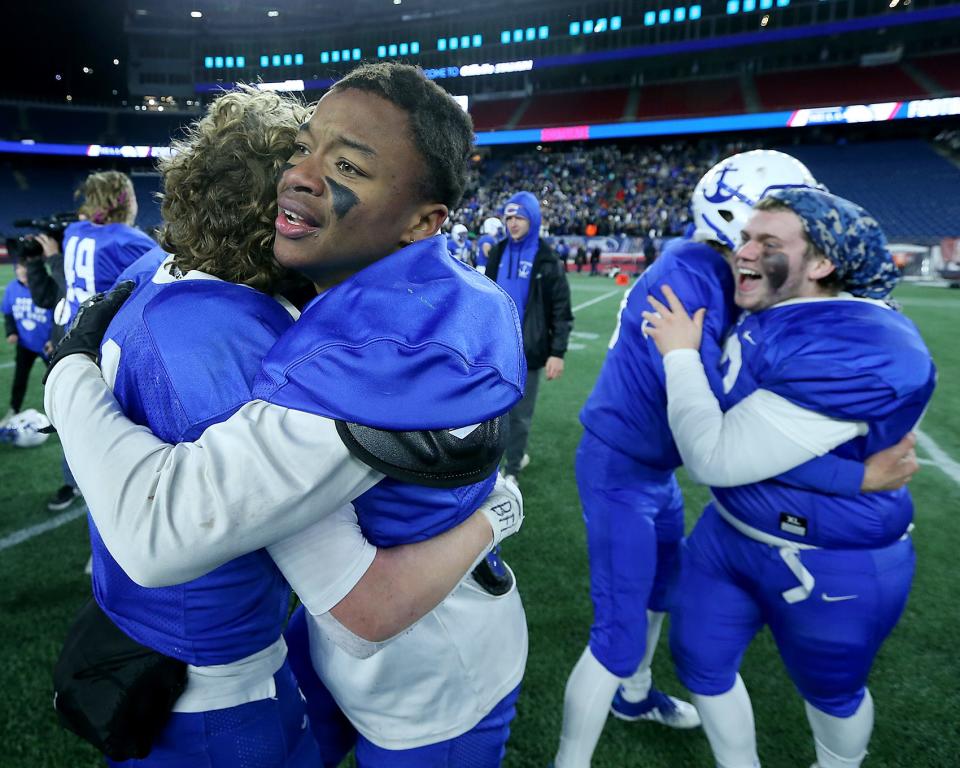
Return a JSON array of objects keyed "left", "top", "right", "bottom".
[
  {"left": 76, "top": 171, "right": 136, "bottom": 225},
  {"left": 158, "top": 85, "right": 309, "bottom": 292}
]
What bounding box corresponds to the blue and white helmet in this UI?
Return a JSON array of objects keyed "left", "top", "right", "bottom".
[
  {"left": 692, "top": 150, "right": 823, "bottom": 250},
  {"left": 0, "top": 408, "right": 51, "bottom": 448},
  {"left": 451, "top": 223, "right": 468, "bottom": 245},
  {"left": 482, "top": 217, "right": 504, "bottom": 239}
]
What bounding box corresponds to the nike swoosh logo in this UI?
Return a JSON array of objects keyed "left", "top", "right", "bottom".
[
  {"left": 821, "top": 594, "right": 858, "bottom": 602},
  {"left": 742, "top": 330, "right": 756, "bottom": 345}
]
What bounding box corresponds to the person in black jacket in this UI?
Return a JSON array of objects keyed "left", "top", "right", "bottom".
[{"left": 485, "top": 191, "right": 573, "bottom": 484}]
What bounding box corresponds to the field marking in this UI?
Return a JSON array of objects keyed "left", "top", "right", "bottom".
[
  {"left": 0, "top": 505, "right": 87, "bottom": 553},
  {"left": 0, "top": 361, "right": 14, "bottom": 370},
  {"left": 572, "top": 288, "right": 624, "bottom": 313},
  {"left": 916, "top": 430, "right": 960, "bottom": 487},
  {"left": 570, "top": 331, "right": 600, "bottom": 340}
]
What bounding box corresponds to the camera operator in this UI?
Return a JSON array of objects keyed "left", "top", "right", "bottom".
[
  {"left": 3, "top": 255, "right": 54, "bottom": 421},
  {"left": 10, "top": 232, "right": 83, "bottom": 511}
]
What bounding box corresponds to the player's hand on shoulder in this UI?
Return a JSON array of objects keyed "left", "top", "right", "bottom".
[
  {"left": 862, "top": 432, "right": 919, "bottom": 492},
  {"left": 479, "top": 473, "right": 524, "bottom": 546},
  {"left": 641, "top": 284, "right": 706, "bottom": 356},
  {"left": 43, "top": 281, "right": 136, "bottom": 384}
]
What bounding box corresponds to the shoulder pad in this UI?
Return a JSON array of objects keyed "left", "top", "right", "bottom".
[{"left": 335, "top": 417, "right": 505, "bottom": 489}]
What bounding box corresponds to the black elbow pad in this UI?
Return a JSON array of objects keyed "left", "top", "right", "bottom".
[{"left": 335, "top": 416, "right": 505, "bottom": 489}]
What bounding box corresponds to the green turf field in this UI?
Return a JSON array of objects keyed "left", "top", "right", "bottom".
[{"left": 1, "top": 266, "right": 957, "bottom": 767}]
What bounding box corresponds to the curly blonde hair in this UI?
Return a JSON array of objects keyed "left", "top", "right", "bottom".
[
  {"left": 76, "top": 171, "right": 136, "bottom": 225},
  {"left": 158, "top": 85, "right": 309, "bottom": 292}
]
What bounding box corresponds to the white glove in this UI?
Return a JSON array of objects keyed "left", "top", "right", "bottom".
[{"left": 478, "top": 474, "right": 523, "bottom": 546}]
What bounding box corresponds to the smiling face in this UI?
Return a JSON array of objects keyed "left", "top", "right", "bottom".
[
  {"left": 734, "top": 208, "right": 835, "bottom": 311},
  {"left": 274, "top": 88, "right": 447, "bottom": 289}
]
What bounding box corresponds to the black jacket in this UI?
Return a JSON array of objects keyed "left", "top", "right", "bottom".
[{"left": 485, "top": 238, "right": 574, "bottom": 370}]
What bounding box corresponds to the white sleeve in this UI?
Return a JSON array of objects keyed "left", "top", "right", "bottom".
[
  {"left": 44, "top": 355, "right": 382, "bottom": 587},
  {"left": 663, "top": 349, "right": 867, "bottom": 487},
  {"left": 267, "top": 504, "right": 376, "bottom": 616}
]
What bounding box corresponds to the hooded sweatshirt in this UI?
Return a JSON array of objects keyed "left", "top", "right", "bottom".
[{"left": 495, "top": 191, "right": 541, "bottom": 322}]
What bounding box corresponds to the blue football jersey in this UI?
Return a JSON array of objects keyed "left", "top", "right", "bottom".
[
  {"left": 713, "top": 298, "right": 936, "bottom": 548},
  {"left": 62, "top": 220, "right": 156, "bottom": 322},
  {"left": 476, "top": 235, "right": 498, "bottom": 268},
  {"left": 447, "top": 236, "right": 473, "bottom": 265},
  {"left": 112, "top": 245, "right": 168, "bottom": 288},
  {"left": 3, "top": 279, "right": 52, "bottom": 354},
  {"left": 254, "top": 235, "right": 522, "bottom": 547},
  {"left": 580, "top": 240, "right": 736, "bottom": 469},
  {"left": 91, "top": 274, "right": 296, "bottom": 664}
]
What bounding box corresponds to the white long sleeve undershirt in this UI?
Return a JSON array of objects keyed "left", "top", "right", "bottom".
[
  {"left": 45, "top": 355, "right": 382, "bottom": 591},
  {"left": 662, "top": 349, "right": 867, "bottom": 487}
]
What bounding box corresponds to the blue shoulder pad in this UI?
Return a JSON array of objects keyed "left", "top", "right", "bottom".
[
  {"left": 253, "top": 237, "right": 525, "bottom": 430},
  {"left": 758, "top": 300, "right": 934, "bottom": 421}
]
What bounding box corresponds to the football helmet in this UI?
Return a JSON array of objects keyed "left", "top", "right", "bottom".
[
  {"left": 451, "top": 223, "right": 468, "bottom": 245},
  {"left": 482, "top": 217, "right": 504, "bottom": 239},
  {"left": 0, "top": 408, "right": 52, "bottom": 448},
  {"left": 691, "top": 150, "right": 823, "bottom": 250}
]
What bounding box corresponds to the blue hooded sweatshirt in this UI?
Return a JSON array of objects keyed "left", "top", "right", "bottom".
[{"left": 496, "top": 191, "right": 541, "bottom": 322}]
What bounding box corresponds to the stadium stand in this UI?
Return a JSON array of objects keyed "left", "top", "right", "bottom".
[
  {"left": 911, "top": 52, "right": 960, "bottom": 94},
  {"left": 755, "top": 64, "right": 931, "bottom": 111},
  {"left": 634, "top": 78, "right": 746, "bottom": 120},
  {"left": 23, "top": 106, "right": 109, "bottom": 144},
  {"left": 514, "top": 88, "right": 630, "bottom": 129},
  {"left": 470, "top": 98, "right": 526, "bottom": 131},
  {"left": 785, "top": 140, "right": 960, "bottom": 242},
  {"left": 114, "top": 112, "right": 190, "bottom": 146}
]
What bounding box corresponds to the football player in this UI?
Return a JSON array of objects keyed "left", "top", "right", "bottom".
[
  {"left": 643, "top": 188, "right": 932, "bottom": 768},
  {"left": 60, "top": 170, "right": 156, "bottom": 325},
  {"left": 552, "top": 152, "right": 917, "bottom": 768},
  {"left": 475, "top": 216, "right": 504, "bottom": 270},
  {"left": 447, "top": 222, "right": 473, "bottom": 264},
  {"left": 47, "top": 64, "right": 527, "bottom": 767}
]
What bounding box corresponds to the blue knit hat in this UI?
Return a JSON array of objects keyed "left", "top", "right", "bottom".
[{"left": 764, "top": 188, "right": 899, "bottom": 299}]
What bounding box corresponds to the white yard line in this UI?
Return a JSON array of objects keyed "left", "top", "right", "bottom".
[
  {"left": 0, "top": 361, "right": 14, "bottom": 370},
  {"left": 572, "top": 288, "right": 624, "bottom": 313},
  {"left": 916, "top": 429, "right": 960, "bottom": 487},
  {"left": 0, "top": 505, "right": 87, "bottom": 553}
]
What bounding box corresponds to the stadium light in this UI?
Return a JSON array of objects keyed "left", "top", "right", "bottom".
[
  {"left": 761, "top": 14, "right": 770, "bottom": 25},
  {"left": 411, "top": 42, "right": 420, "bottom": 54},
  {"left": 113, "top": 58, "right": 120, "bottom": 65},
  {"left": 55, "top": 74, "right": 62, "bottom": 80},
  {"left": 66, "top": 95, "right": 72, "bottom": 102},
  {"left": 190, "top": 11, "right": 202, "bottom": 19},
  {"left": 267, "top": 10, "right": 279, "bottom": 16}
]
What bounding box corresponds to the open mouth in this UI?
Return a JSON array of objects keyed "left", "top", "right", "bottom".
[
  {"left": 737, "top": 266, "right": 762, "bottom": 292},
  {"left": 275, "top": 206, "right": 321, "bottom": 239}
]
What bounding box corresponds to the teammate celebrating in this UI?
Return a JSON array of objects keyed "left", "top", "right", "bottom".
[
  {"left": 46, "top": 64, "right": 527, "bottom": 767},
  {"left": 643, "top": 188, "right": 933, "bottom": 768},
  {"left": 552, "top": 152, "right": 916, "bottom": 768}
]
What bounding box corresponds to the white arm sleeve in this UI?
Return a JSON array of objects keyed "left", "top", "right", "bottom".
[
  {"left": 44, "top": 355, "right": 382, "bottom": 587},
  {"left": 267, "top": 504, "right": 376, "bottom": 616},
  {"left": 663, "top": 349, "right": 867, "bottom": 487}
]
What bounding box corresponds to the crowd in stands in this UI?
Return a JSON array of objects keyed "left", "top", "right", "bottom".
[{"left": 451, "top": 139, "right": 758, "bottom": 239}]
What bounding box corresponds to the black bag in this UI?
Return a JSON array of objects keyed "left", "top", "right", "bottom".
[{"left": 53, "top": 597, "right": 188, "bottom": 761}]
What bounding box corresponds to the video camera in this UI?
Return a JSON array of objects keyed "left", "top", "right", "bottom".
[{"left": 5, "top": 213, "right": 78, "bottom": 260}]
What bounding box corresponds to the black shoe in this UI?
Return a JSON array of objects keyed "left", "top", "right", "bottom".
[{"left": 47, "top": 485, "right": 81, "bottom": 511}]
